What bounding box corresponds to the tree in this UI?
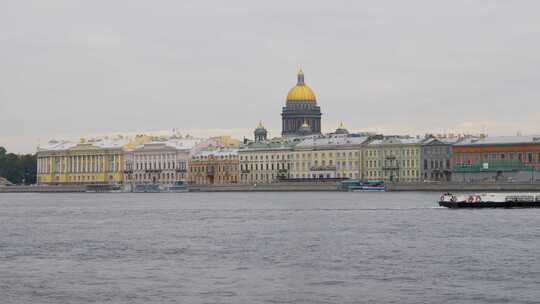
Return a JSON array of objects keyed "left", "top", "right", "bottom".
[{"left": 0, "top": 147, "right": 37, "bottom": 185}]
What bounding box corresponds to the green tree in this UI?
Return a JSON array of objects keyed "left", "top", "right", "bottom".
[{"left": 0, "top": 146, "right": 37, "bottom": 185}]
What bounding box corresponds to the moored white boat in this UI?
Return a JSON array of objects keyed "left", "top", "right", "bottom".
[{"left": 439, "top": 192, "right": 540, "bottom": 208}]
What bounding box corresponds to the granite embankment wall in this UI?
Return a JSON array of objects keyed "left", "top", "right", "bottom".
[
  {"left": 386, "top": 182, "right": 540, "bottom": 192},
  {"left": 0, "top": 182, "right": 340, "bottom": 193},
  {"left": 0, "top": 185, "right": 87, "bottom": 193},
  {"left": 3, "top": 182, "right": 540, "bottom": 193},
  {"left": 189, "top": 182, "right": 340, "bottom": 192}
]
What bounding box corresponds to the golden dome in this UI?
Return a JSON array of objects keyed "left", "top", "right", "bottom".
[{"left": 286, "top": 70, "right": 316, "bottom": 102}]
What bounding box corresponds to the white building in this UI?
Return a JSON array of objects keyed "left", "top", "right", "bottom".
[{"left": 124, "top": 138, "right": 201, "bottom": 187}]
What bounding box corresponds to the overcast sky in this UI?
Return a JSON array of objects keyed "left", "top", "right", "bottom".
[{"left": 2, "top": 0, "right": 540, "bottom": 153}]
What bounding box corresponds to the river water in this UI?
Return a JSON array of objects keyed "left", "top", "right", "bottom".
[{"left": 0, "top": 192, "right": 539, "bottom": 304}]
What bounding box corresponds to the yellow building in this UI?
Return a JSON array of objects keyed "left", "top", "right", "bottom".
[
  {"left": 363, "top": 137, "right": 423, "bottom": 183},
  {"left": 290, "top": 134, "right": 367, "bottom": 179},
  {"left": 36, "top": 136, "right": 149, "bottom": 185}
]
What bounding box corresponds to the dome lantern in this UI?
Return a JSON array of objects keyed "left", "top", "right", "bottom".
[{"left": 297, "top": 69, "right": 304, "bottom": 85}]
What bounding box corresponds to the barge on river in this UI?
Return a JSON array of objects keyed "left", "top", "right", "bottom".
[{"left": 439, "top": 193, "right": 540, "bottom": 208}]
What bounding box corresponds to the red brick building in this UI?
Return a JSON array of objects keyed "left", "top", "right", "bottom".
[{"left": 452, "top": 136, "right": 540, "bottom": 182}]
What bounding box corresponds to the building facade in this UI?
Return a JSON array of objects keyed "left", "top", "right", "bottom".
[
  {"left": 420, "top": 137, "right": 454, "bottom": 182},
  {"left": 290, "top": 134, "right": 367, "bottom": 179},
  {"left": 364, "top": 137, "right": 423, "bottom": 183},
  {"left": 37, "top": 137, "right": 134, "bottom": 185},
  {"left": 281, "top": 70, "right": 322, "bottom": 136},
  {"left": 238, "top": 141, "right": 294, "bottom": 184},
  {"left": 188, "top": 149, "right": 240, "bottom": 185},
  {"left": 123, "top": 138, "right": 200, "bottom": 187},
  {"left": 452, "top": 136, "right": 540, "bottom": 183}
]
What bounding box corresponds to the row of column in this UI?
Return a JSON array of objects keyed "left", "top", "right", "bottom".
[{"left": 37, "top": 155, "right": 120, "bottom": 174}]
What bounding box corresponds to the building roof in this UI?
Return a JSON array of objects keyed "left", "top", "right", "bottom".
[
  {"left": 421, "top": 137, "right": 462, "bottom": 146},
  {"left": 368, "top": 137, "right": 425, "bottom": 146},
  {"left": 165, "top": 138, "right": 201, "bottom": 150},
  {"left": 295, "top": 135, "right": 369, "bottom": 149},
  {"left": 239, "top": 141, "right": 296, "bottom": 152},
  {"left": 131, "top": 138, "right": 202, "bottom": 151},
  {"left": 455, "top": 135, "right": 540, "bottom": 146},
  {"left": 38, "top": 136, "right": 136, "bottom": 152},
  {"left": 90, "top": 137, "right": 130, "bottom": 148},
  {"left": 38, "top": 140, "right": 77, "bottom": 151},
  {"left": 193, "top": 148, "right": 239, "bottom": 158}
]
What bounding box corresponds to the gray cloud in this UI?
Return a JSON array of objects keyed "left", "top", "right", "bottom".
[{"left": 2, "top": 0, "right": 540, "bottom": 153}]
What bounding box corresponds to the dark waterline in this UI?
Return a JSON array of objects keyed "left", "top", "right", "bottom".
[{"left": 1, "top": 192, "right": 539, "bottom": 304}]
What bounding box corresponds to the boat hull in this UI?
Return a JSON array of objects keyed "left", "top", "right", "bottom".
[
  {"left": 439, "top": 201, "right": 540, "bottom": 208},
  {"left": 351, "top": 187, "right": 385, "bottom": 192}
]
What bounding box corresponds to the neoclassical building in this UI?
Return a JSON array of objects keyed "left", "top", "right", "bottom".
[
  {"left": 238, "top": 141, "right": 295, "bottom": 184},
  {"left": 36, "top": 136, "right": 149, "bottom": 185},
  {"left": 281, "top": 70, "right": 322, "bottom": 136},
  {"left": 123, "top": 137, "right": 201, "bottom": 187},
  {"left": 188, "top": 148, "right": 240, "bottom": 185},
  {"left": 364, "top": 137, "right": 424, "bottom": 183},
  {"left": 290, "top": 133, "right": 367, "bottom": 179}
]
